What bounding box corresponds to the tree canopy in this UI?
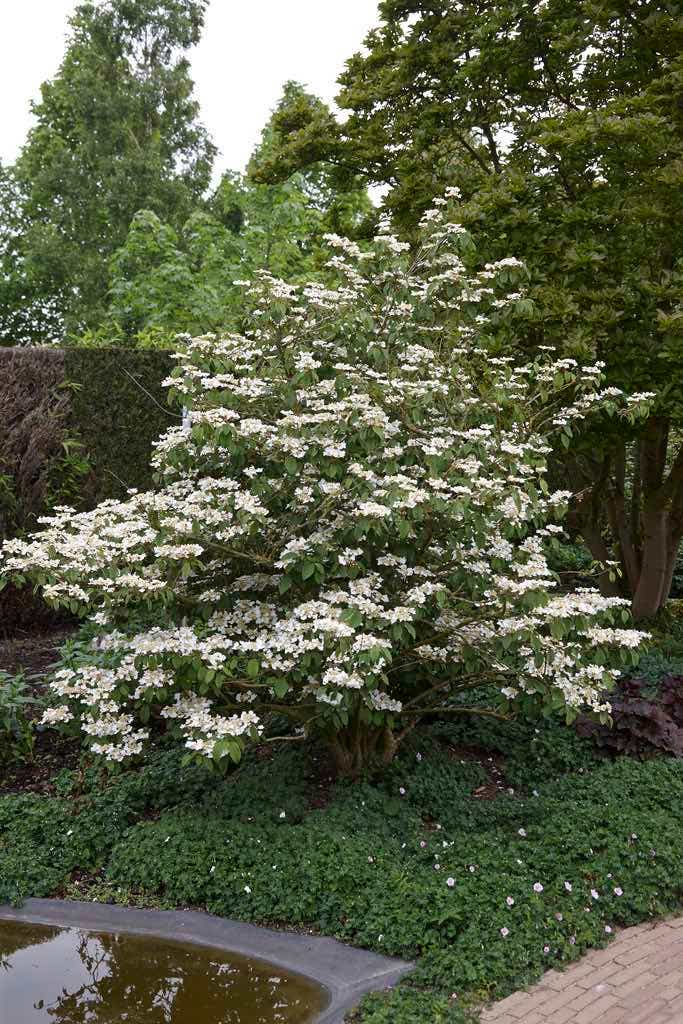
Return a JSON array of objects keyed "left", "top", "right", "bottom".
[
  {"left": 0, "top": 0, "right": 215, "bottom": 343},
  {"left": 253, "top": 1, "right": 683, "bottom": 618},
  {"left": 94, "top": 83, "right": 372, "bottom": 346}
]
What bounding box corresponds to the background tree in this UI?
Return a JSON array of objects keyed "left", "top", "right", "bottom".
[
  {"left": 0, "top": 162, "right": 66, "bottom": 345},
  {"left": 0, "top": 0, "right": 215, "bottom": 344},
  {"left": 255, "top": 1, "right": 683, "bottom": 618},
  {"left": 95, "top": 83, "right": 372, "bottom": 346}
]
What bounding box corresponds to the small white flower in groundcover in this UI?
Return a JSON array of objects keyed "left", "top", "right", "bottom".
[
  {"left": 506, "top": 896, "right": 515, "bottom": 907},
  {"left": 569, "top": 935, "right": 576, "bottom": 945},
  {"left": 605, "top": 925, "right": 612, "bottom": 934},
  {"left": 244, "top": 886, "right": 251, "bottom": 894},
  {"left": 210, "top": 865, "right": 216, "bottom": 874},
  {"left": 564, "top": 881, "right": 572, "bottom": 892},
  {"left": 420, "top": 840, "right": 427, "bottom": 849},
  {"left": 533, "top": 882, "right": 544, "bottom": 893},
  {"left": 399, "top": 787, "right": 406, "bottom": 795},
  {"left": 518, "top": 828, "right": 527, "bottom": 837},
  {"left": 533, "top": 790, "right": 539, "bottom": 797},
  {"left": 469, "top": 865, "right": 476, "bottom": 873},
  {"left": 368, "top": 856, "right": 374, "bottom": 863},
  {"left": 416, "top": 753, "right": 423, "bottom": 762},
  {"left": 500, "top": 927, "right": 510, "bottom": 938},
  {"left": 543, "top": 945, "right": 550, "bottom": 954},
  {"left": 614, "top": 887, "right": 623, "bottom": 896},
  {"left": 434, "top": 863, "right": 441, "bottom": 871},
  {"left": 591, "top": 889, "right": 599, "bottom": 900},
  {"left": 279, "top": 811, "right": 286, "bottom": 818},
  {"left": 446, "top": 877, "right": 455, "bottom": 888},
  {"left": 555, "top": 912, "right": 563, "bottom": 922}
]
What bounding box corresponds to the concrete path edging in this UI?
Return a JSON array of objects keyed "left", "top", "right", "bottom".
[{"left": 0, "top": 898, "right": 413, "bottom": 1024}]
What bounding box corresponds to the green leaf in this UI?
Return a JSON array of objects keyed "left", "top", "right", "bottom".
[{"left": 272, "top": 679, "right": 289, "bottom": 699}]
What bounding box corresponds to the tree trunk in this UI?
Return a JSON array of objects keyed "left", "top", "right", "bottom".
[
  {"left": 327, "top": 716, "right": 398, "bottom": 777},
  {"left": 568, "top": 415, "right": 683, "bottom": 621},
  {"left": 632, "top": 503, "right": 671, "bottom": 620}
]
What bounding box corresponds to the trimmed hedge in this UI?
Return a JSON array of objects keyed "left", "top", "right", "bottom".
[
  {"left": 63, "top": 347, "right": 176, "bottom": 502},
  {"left": 0, "top": 346, "right": 176, "bottom": 632},
  {"left": 0, "top": 348, "right": 69, "bottom": 537}
]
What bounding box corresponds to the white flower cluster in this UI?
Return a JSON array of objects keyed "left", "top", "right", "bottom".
[{"left": 1, "top": 194, "right": 650, "bottom": 765}]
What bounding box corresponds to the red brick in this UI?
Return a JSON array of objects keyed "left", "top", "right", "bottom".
[
  {"left": 613, "top": 944, "right": 652, "bottom": 966},
  {"left": 621, "top": 979, "right": 672, "bottom": 1009},
  {"left": 569, "top": 985, "right": 610, "bottom": 1013},
  {"left": 616, "top": 970, "right": 658, "bottom": 999},
  {"left": 574, "top": 993, "right": 618, "bottom": 1023},
  {"left": 538, "top": 969, "right": 574, "bottom": 992},
  {"left": 599, "top": 1009, "right": 627, "bottom": 1024},
  {"left": 626, "top": 998, "right": 669, "bottom": 1023},
  {"left": 526, "top": 986, "right": 577, "bottom": 1016}
]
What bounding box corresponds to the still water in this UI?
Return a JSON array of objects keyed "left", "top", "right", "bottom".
[{"left": 0, "top": 921, "right": 328, "bottom": 1023}]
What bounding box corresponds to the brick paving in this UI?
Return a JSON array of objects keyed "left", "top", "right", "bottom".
[{"left": 481, "top": 917, "right": 683, "bottom": 1023}]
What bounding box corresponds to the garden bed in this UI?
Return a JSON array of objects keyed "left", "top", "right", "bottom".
[
  {"left": 2, "top": 713, "right": 682, "bottom": 1023},
  {"left": 0, "top": 624, "right": 75, "bottom": 678}
]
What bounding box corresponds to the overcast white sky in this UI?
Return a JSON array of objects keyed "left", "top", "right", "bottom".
[{"left": 0, "top": 0, "right": 380, "bottom": 175}]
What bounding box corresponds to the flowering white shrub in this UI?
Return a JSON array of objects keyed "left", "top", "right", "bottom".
[{"left": 1, "top": 196, "right": 651, "bottom": 774}]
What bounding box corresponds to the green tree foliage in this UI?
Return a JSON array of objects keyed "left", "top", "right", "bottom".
[
  {"left": 256, "top": 2, "right": 683, "bottom": 618},
  {"left": 0, "top": 0, "right": 215, "bottom": 344},
  {"left": 95, "top": 83, "right": 372, "bottom": 346}
]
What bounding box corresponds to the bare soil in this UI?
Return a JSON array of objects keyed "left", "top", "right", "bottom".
[
  {"left": 0, "top": 625, "right": 80, "bottom": 795},
  {"left": 0, "top": 625, "right": 76, "bottom": 678}
]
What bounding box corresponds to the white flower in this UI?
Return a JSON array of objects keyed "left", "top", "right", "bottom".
[
  {"left": 1, "top": 198, "right": 647, "bottom": 771},
  {"left": 533, "top": 882, "right": 544, "bottom": 893}
]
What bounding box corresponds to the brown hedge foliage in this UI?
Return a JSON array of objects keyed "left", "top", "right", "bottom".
[
  {"left": 0, "top": 346, "right": 175, "bottom": 635},
  {"left": 0, "top": 348, "right": 70, "bottom": 536}
]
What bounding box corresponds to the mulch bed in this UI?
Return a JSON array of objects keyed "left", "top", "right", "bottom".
[
  {"left": 0, "top": 625, "right": 80, "bottom": 795},
  {"left": 0, "top": 730, "right": 81, "bottom": 796},
  {"left": 0, "top": 625, "right": 76, "bottom": 678}
]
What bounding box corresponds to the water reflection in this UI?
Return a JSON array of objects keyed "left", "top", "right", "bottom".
[{"left": 0, "top": 921, "right": 327, "bottom": 1023}]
